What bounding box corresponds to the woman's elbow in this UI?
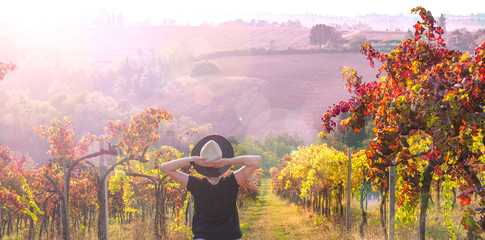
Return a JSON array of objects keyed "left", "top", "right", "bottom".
[
  {"left": 254, "top": 156, "right": 262, "bottom": 166},
  {"left": 159, "top": 164, "right": 168, "bottom": 173}
]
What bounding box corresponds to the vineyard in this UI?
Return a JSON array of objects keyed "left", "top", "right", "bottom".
[
  {"left": 1, "top": 6, "right": 485, "bottom": 240},
  {"left": 266, "top": 8, "right": 485, "bottom": 239},
  {"left": 0, "top": 109, "right": 264, "bottom": 240},
  {"left": 316, "top": 7, "right": 485, "bottom": 240}
]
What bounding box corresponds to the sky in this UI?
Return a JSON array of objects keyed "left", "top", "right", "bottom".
[{"left": 2, "top": 0, "right": 484, "bottom": 27}]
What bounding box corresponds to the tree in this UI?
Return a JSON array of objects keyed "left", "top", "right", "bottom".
[
  {"left": 123, "top": 145, "right": 185, "bottom": 239},
  {"left": 0, "top": 145, "right": 44, "bottom": 239},
  {"left": 285, "top": 19, "right": 303, "bottom": 28},
  {"left": 190, "top": 60, "right": 221, "bottom": 77},
  {"left": 262, "top": 130, "right": 303, "bottom": 159},
  {"left": 349, "top": 34, "right": 368, "bottom": 51},
  {"left": 437, "top": 14, "right": 447, "bottom": 33},
  {"left": 157, "top": 115, "right": 213, "bottom": 153},
  {"left": 401, "top": 30, "right": 414, "bottom": 43},
  {"left": 34, "top": 117, "right": 100, "bottom": 240},
  {"left": 36, "top": 107, "right": 175, "bottom": 240},
  {"left": 271, "top": 145, "right": 369, "bottom": 220},
  {"left": 99, "top": 106, "right": 173, "bottom": 240},
  {"left": 448, "top": 29, "right": 485, "bottom": 52},
  {"left": 0, "top": 62, "right": 16, "bottom": 81},
  {"left": 227, "top": 135, "right": 247, "bottom": 156},
  {"left": 309, "top": 24, "right": 342, "bottom": 49},
  {"left": 237, "top": 168, "right": 263, "bottom": 208},
  {"left": 320, "top": 7, "right": 485, "bottom": 239}
]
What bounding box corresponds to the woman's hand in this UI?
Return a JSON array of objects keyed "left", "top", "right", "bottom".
[
  {"left": 193, "top": 156, "right": 210, "bottom": 166},
  {"left": 211, "top": 158, "right": 231, "bottom": 168}
]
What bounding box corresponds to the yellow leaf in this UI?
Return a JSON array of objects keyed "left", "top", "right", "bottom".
[{"left": 460, "top": 52, "right": 469, "bottom": 63}]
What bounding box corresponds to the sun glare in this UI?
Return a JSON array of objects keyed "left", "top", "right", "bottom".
[
  {"left": 3, "top": 0, "right": 484, "bottom": 30},
  {"left": 4, "top": 1, "right": 83, "bottom": 28}
]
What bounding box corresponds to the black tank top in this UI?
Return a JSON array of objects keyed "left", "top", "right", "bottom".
[{"left": 187, "top": 173, "right": 242, "bottom": 240}]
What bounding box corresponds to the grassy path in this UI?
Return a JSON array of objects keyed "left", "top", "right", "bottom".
[
  {"left": 238, "top": 178, "right": 473, "bottom": 240},
  {"left": 238, "top": 178, "right": 334, "bottom": 240}
]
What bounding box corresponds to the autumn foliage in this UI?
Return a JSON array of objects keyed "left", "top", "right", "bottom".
[
  {"left": 0, "top": 62, "right": 16, "bottom": 80},
  {"left": 271, "top": 145, "right": 369, "bottom": 220},
  {"left": 320, "top": 6, "right": 485, "bottom": 237},
  {"left": 1, "top": 104, "right": 264, "bottom": 239}
]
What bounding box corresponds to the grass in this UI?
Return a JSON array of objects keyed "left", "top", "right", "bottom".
[
  {"left": 4, "top": 179, "right": 481, "bottom": 240},
  {"left": 238, "top": 178, "right": 482, "bottom": 240},
  {"left": 4, "top": 217, "right": 189, "bottom": 240},
  {"left": 239, "top": 178, "right": 340, "bottom": 240}
]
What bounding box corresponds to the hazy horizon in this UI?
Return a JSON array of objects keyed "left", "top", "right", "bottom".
[{"left": 2, "top": 0, "right": 484, "bottom": 28}]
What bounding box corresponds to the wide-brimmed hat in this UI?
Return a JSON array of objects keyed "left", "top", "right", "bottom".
[{"left": 191, "top": 135, "right": 234, "bottom": 177}]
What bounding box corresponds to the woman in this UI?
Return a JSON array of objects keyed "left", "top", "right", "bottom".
[{"left": 160, "top": 135, "right": 261, "bottom": 240}]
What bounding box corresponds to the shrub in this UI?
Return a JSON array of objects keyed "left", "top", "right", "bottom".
[
  {"left": 349, "top": 34, "right": 368, "bottom": 51},
  {"left": 190, "top": 60, "right": 221, "bottom": 76}
]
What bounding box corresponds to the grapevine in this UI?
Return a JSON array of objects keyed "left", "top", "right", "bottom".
[
  {"left": 271, "top": 144, "right": 369, "bottom": 220},
  {"left": 320, "top": 6, "right": 485, "bottom": 239}
]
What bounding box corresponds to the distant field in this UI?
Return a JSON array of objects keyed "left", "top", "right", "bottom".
[
  {"left": 79, "top": 26, "right": 313, "bottom": 61},
  {"left": 144, "top": 52, "right": 380, "bottom": 143},
  {"left": 2, "top": 25, "right": 386, "bottom": 143},
  {"left": 1, "top": 26, "right": 313, "bottom": 63},
  {"left": 2, "top": 25, "right": 403, "bottom": 63},
  {"left": 69, "top": 26, "right": 388, "bottom": 142}
]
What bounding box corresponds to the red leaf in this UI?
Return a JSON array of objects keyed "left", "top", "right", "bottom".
[
  {"left": 458, "top": 192, "right": 472, "bottom": 206},
  {"left": 434, "top": 165, "right": 444, "bottom": 177}
]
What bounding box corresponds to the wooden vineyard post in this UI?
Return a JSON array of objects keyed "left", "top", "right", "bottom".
[
  {"left": 99, "top": 138, "right": 109, "bottom": 240},
  {"left": 0, "top": 204, "right": 2, "bottom": 239},
  {"left": 388, "top": 158, "right": 396, "bottom": 240},
  {"left": 346, "top": 148, "right": 351, "bottom": 232},
  {"left": 61, "top": 130, "right": 70, "bottom": 240},
  {"left": 188, "top": 196, "right": 194, "bottom": 227}
]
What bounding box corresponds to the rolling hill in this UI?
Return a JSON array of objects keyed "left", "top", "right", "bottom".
[{"left": 2, "top": 25, "right": 385, "bottom": 145}]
